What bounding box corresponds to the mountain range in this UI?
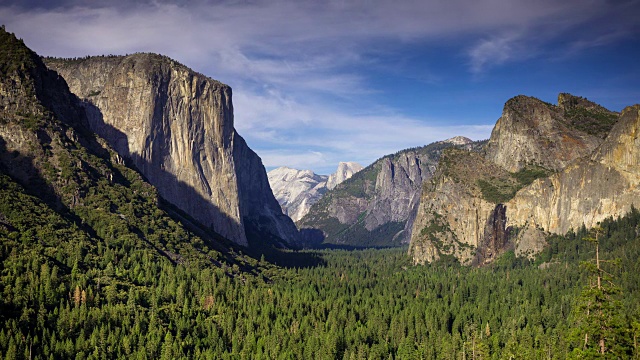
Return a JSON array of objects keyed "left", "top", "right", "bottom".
[
  {"left": 2, "top": 25, "right": 639, "bottom": 266},
  {"left": 297, "top": 137, "right": 483, "bottom": 247},
  {"left": 267, "top": 162, "right": 363, "bottom": 222}
]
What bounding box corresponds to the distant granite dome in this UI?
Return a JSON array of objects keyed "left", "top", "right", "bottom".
[
  {"left": 326, "top": 162, "right": 364, "bottom": 190},
  {"left": 268, "top": 162, "right": 363, "bottom": 222},
  {"left": 441, "top": 136, "right": 473, "bottom": 146}
]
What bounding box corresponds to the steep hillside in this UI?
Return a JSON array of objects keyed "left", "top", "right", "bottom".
[
  {"left": 506, "top": 104, "right": 640, "bottom": 242},
  {"left": 484, "top": 94, "right": 608, "bottom": 172},
  {"left": 268, "top": 162, "right": 362, "bottom": 222},
  {"left": 0, "top": 28, "right": 257, "bottom": 268},
  {"left": 44, "top": 54, "right": 299, "bottom": 248},
  {"left": 299, "top": 137, "right": 483, "bottom": 247},
  {"left": 410, "top": 94, "right": 626, "bottom": 265}
]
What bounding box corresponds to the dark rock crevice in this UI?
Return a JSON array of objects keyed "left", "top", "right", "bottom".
[{"left": 473, "top": 204, "right": 513, "bottom": 266}]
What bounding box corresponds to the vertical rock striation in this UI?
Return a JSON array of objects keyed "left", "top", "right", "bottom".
[
  {"left": 505, "top": 105, "right": 640, "bottom": 238},
  {"left": 267, "top": 167, "right": 329, "bottom": 222},
  {"left": 267, "top": 162, "right": 363, "bottom": 223},
  {"left": 326, "top": 162, "right": 364, "bottom": 190},
  {"left": 484, "top": 95, "right": 603, "bottom": 172},
  {"left": 300, "top": 137, "right": 480, "bottom": 247},
  {"left": 45, "top": 54, "right": 298, "bottom": 247}
]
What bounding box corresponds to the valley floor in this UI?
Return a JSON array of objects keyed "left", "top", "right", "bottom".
[{"left": 2, "top": 207, "right": 640, "bottom": 359}]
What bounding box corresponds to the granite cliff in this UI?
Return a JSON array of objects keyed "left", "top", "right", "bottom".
[
  {"left": 0, "top": 28, "right": 237, "bottom": 266},
  {"left": 299, "top": 137, "right": 481, "bottom": 247},
  {"left": 410, "top": 94, "right": 627, "bottom": 265},
  {"left": 267, "top": 162, "right": 362, "bottom": 222},
  {"left": 45, "top": 54, "right": 299, "bottom": 247},
  {"left": 506, "top": 105, "right": 640, "bottom": 242}
]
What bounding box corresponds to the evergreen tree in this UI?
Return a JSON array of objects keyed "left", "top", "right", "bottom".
[{"left": 570, "top": 226, "right": 631, "bottom": 358}]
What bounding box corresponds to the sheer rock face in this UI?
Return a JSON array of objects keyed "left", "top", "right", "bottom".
[
  {"left": 326, "top": 162, "right": 364, "bottom": 190},
  {"left": 45, "top": 55, "right": 299, "bottom": 247},
  {"left": 485, "top": 95, "right": 603, "bottom": 172},
  {"left": 410, "top": 94, "right": 630, "bottom": 266},
  {"left": 300, "top": 138, "right": 478, "bottom": 247},
  {"left": 409, "top": 149, "right": 508, "bottom": 265},
  {"left": 505, "top": 105, "right": 640, "bottom": 237}
]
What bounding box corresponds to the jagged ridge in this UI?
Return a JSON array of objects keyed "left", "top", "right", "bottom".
[{"left": 299, "top": 137, "right": 482, "bottom": 247}]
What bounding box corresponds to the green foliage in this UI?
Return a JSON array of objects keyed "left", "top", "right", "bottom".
[
  {"left": 569, "top": 227, "right": 632, "bottom": 358},
  {"left": 0, "top": 28, "right": 37, "bottom": 75},
  {"left": 565, "top": 107, "right": 619, "bottom": 138},
  {"left": 478, "top": 165, "right": 551, "bottom": 204},
  {"left": 511, "top": 165, "right": 551, "bottom": 186},
  {"left": 2, "top": 199, "right": 640, "bottom": 358},
  {"left": 477, "top": 178, "right": 519, "bottom": 204}
]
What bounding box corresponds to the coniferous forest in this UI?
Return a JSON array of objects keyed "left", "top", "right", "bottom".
[{"left": 1, "top": 167, "right": 640, "bottom": 359}]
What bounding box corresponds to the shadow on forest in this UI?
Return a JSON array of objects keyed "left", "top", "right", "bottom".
[
  {"left": 299, "top": 228, "right": 399, "bottom": 251},
  {"left": 79, "top": 99, "right": 326, "bottom": 270}
]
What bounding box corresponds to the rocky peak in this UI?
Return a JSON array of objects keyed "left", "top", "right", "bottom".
[
  {"left": 441, "top": 136, "right": 473, "bottom": 146},
  {"left": 558, "top": 93, "right": 620, "bottom": 139},
  {"left": 267, "top": 162, "right": 362, "bottom": 222},
  {"left": 484, "top": 94, "right": 603, "bottom": 172},
  {"left": 267, "top": 167, "right": 329, "bottom": 222},
  {"left": 326, "top": 162, "right": 364, "bottom": 190},
  {"left": 505, "top": 104, "right": 640, "bottom": 243},
  {"left": 410, "top": 93, "right": 632, "bottom": 266}
]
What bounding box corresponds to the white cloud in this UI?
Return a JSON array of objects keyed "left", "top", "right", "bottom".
[
  {"left": 234, "top": 86, "right": 493, "bottom": 173},
  {"left": 1, "top": 0, "right": 636, "bottom": 173},
  {"left": 467, "top": 33, "right": 524, "bottom": 74}
]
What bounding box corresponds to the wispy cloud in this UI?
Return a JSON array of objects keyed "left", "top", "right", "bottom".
[
  {"left": 234, "top": 87, "right": 493, "bottom": 173},
  {"left": 468, "top": 33, "right": 523, "bottom": 74},
  {"left": 1, "top": 0, "right": 637, "bottom": 172}
]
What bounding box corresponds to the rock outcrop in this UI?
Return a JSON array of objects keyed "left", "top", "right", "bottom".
[
  {"left": 45, "top": 54, "right": 299, "bottom": 247},
  {"left": 409, "top": 148, "right": 513, "bottom": 265},
  {"left": 300, "top": 137, "right": 481, "bottom": 247},
  {"left": 326, "top": 162, "right": 363, "bottom": 190},
  {"left": 410, "top": 94, "right": 627, "bottom": 265},
  {"left": 505, "top": 105, "right": 640, "bottom": 240},
  {"left": 484, "top": 95, "right": 604, "bottom": 172},
  {"left": 267, "top": 162, "right": 363, "bottom": 222}
]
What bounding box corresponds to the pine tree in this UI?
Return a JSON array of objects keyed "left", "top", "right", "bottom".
[{"left": 570, "top": 226, "right": 631, "bottom": 358}]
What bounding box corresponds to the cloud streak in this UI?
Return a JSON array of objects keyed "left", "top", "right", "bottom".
[{"left": 1, "top": 0, "right": 637, "bottom": 173}]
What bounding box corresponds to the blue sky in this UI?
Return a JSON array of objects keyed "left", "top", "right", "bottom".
[{"left": 2, "top": 0, "right": 639, "bottom": 174}]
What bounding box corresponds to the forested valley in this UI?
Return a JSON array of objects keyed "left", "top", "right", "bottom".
[{"left": 2, "top": 171, "right": 639, "bottom": 359}]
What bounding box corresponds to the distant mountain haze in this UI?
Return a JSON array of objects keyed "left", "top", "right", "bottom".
[{"left": 297, "top": 137, "right": 482, "bottom": 248}]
